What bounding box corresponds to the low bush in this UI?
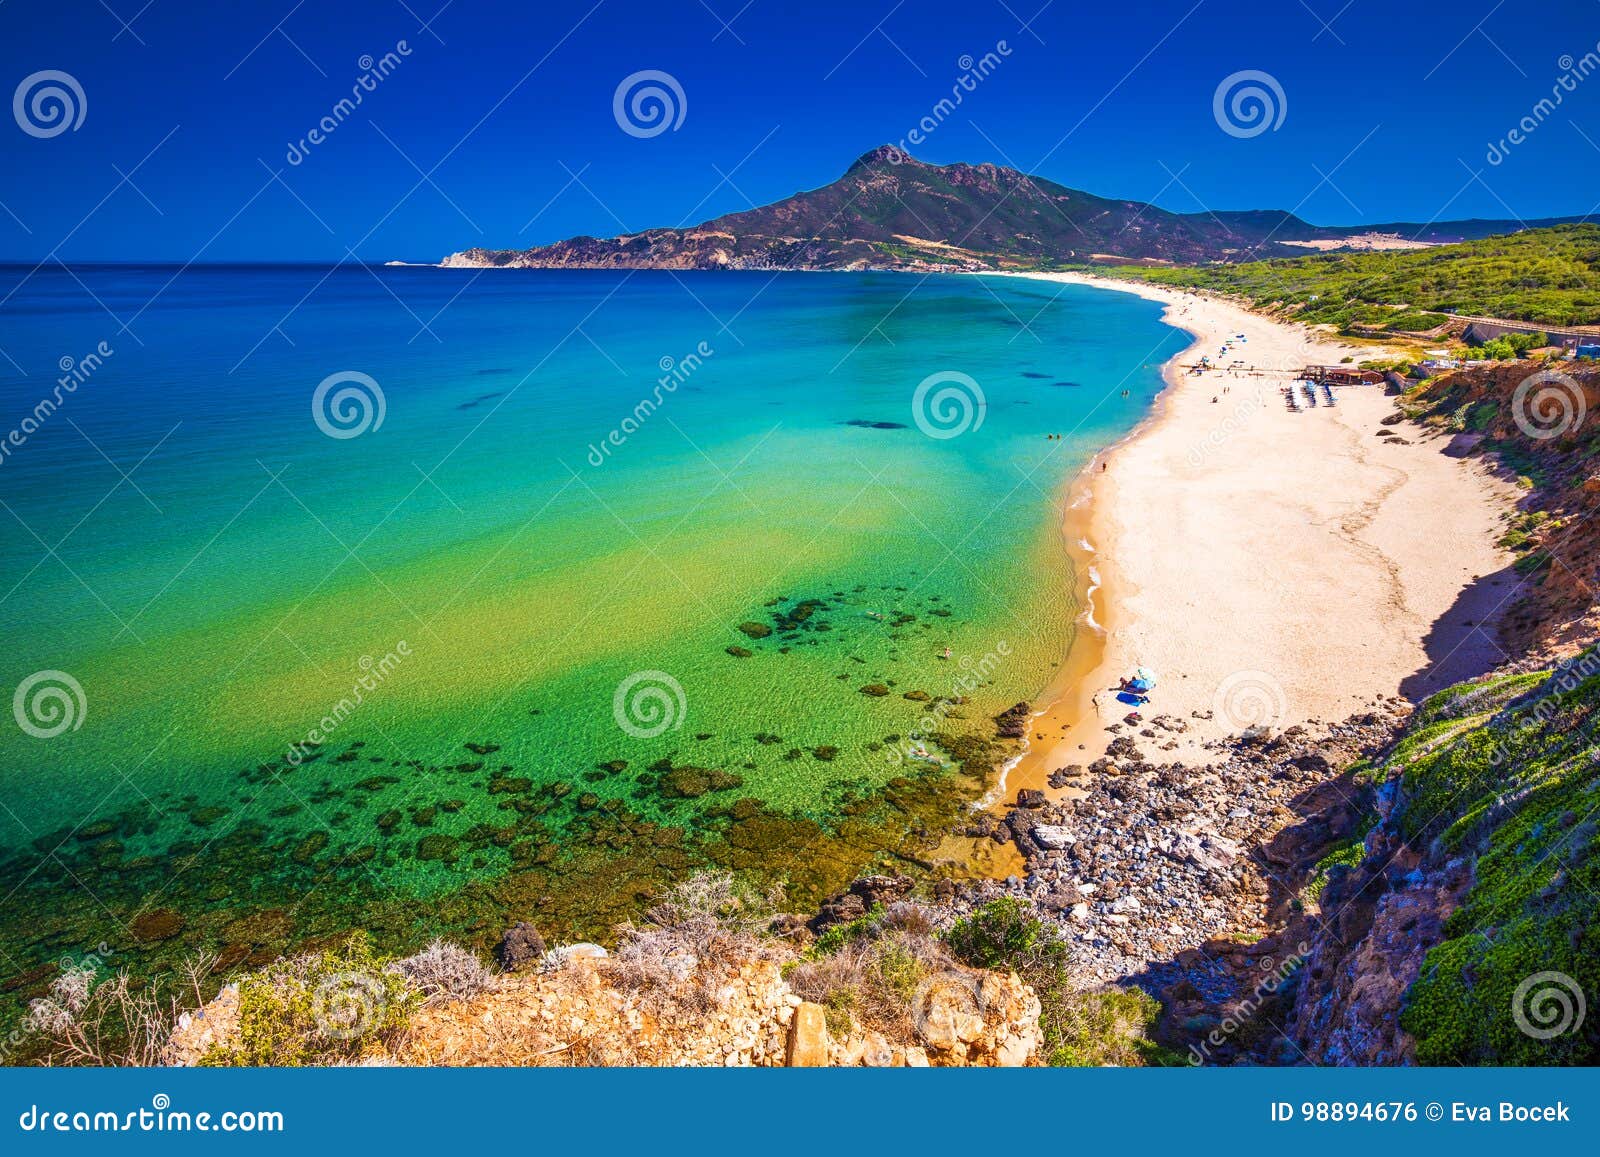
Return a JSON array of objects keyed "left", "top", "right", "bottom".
[
  {"left": 787, "top": 907, "right": 953, "bottom": 1042},
  {"left": 609, "top": 871, "right": 783, "bottom": 1016},
  {"left": 946, "top": 898, "right": 1177, "bottom": 1066},
  {"left": 206, "top": 932, "right": 416, "bottom": 1067},
  {"left": 392, "top": 940, "right": 498, "bottom": 1004},
  {"left": 30, "top": 954, "right": 215, "bottom": 1066}
]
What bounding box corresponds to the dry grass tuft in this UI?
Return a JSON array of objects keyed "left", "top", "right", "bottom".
[
  {"left": 32, "top": 952, "right": 217, "bottom": 1066},
  {"left": 391, "top": 940, "right": 498, "bottom": 1005},
  {"left": 786, "top": 903, "right": 954, "bottom": 1043},
  {"left": 608, "top": 871, "right": 786, "bottom": 1017}
]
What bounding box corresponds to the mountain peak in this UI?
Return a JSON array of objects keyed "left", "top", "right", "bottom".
[
  {"left": 441, "top": 148, "right": 1542, "bottom": 273},
  {"left": 845, "top": 144, "right": 922, "bottom": 173}
]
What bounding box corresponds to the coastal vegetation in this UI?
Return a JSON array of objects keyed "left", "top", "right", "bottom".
[
  {"left": 1112, "top": 224, "right": 1600, "bottom": 328},
  {"left": 944, "top": 897, "right": 1172, "bottom": 1066},
  {"left": 1372, "top": 662, "right": 1600, "bottom": 1065}
]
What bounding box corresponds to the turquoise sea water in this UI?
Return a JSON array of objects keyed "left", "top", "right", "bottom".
[{"left": 0, "top": 266, "right": 1182, "bottom": 990}]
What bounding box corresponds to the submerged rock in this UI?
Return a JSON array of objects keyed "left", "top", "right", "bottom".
[{"left": 130, "top": 907, "right": 186, "bottom": 942}]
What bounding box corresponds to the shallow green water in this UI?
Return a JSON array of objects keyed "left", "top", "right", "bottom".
[{"left": 0, "top": 266, "right": 1182, "bottom": 996}]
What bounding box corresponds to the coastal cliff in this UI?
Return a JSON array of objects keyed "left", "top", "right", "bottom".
[{"left": 151, "top": 875, "right": 1052, "bottom": 1068}]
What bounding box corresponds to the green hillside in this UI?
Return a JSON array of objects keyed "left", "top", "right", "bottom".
[
  {"left": 1383, "top": 661, "right": 1600, "bottom": 1064},
  {"left": 1112, "top": 224, "right": 1600, "bottom": 328}
]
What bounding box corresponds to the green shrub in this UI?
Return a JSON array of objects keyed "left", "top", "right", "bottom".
[
  {"left": 808, "top": 905, "right": 886, "bottom": 958},
  {"left": 945, "top": 897, "right": 1050, "bottom": 968},
  {"left": 1114, "top": 224, "right": 1600, "bottom": 328},
  {"left": 1386, "top": 311, "right": 1449, "bottom": 331},
  {"left": 946, "top": 898, "right": 1178, "bottom": 1066},
  {"left": 206, "top": 932, "right": 417, "bottom": 1066}
]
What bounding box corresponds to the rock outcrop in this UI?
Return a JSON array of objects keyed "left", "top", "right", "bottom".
[{"left": 168, "top": 939, "right": 1041, "bottom": 1068}]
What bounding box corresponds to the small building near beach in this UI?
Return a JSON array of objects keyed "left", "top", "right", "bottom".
[{"left": 1303, "top": 365, "right": 1384, "bottom": 386}]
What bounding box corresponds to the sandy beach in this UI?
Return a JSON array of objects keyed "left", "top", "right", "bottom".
[{"left": 997, "top": 272, "right": 1519, "bottom": 802}]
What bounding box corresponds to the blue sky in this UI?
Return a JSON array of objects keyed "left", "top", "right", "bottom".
[{"left": 2, "top": 0, "right": 1598, "bottom": 260}]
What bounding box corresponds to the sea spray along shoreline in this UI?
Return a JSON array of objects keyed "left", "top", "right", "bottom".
[{"left": 990, "top": 271, "right": 1517, "bottom": 807}]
